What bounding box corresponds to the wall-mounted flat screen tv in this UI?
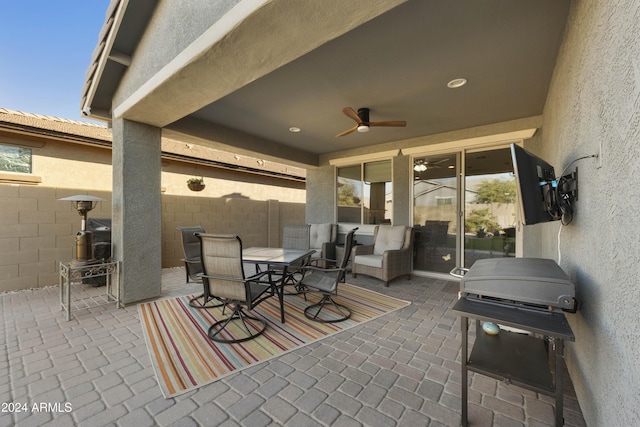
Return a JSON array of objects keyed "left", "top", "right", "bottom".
[{"left": 510, "top": 143, "right": 559, "bottom": 225}]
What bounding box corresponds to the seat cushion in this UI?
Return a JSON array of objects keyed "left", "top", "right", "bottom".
[
  {"left": 373, "top": 226, "right": 406, "bottom": 255},
  {"left": 354, "top": 254, "right": 383, "bottom": 268},
  {"left": 309, "top": 223, "right": 333, "bottom": 250}
]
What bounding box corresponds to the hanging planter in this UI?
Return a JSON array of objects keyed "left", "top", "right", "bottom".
[{"left": 187, "top": 177, "right": 205, "bottom": 192}]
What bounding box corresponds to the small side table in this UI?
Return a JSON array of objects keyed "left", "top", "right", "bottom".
[{"left": 59, "top": 261, "right": 120, "bottom": 321}]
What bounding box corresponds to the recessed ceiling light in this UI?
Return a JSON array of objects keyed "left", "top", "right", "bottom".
[
  {"left": 447, "top": 78, "right": 467, "bottom": 89},
  {"left": 289, "top": 127, "right": 301, "bottom": 133}
]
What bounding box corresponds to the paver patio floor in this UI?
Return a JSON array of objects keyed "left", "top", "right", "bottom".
[{"left": 0, "top": 268, "right": 586, "bottom": 426}]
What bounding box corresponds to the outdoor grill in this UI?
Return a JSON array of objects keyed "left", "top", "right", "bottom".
[
  {"left": 451, "top": 257, "right": 576, "bottom": 312},
  {"left": 451, "top": 257, "right": 577, "bottom": 427}
]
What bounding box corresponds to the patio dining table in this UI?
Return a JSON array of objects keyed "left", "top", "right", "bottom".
[{"left": 243, "top": 247, "right": 315, "bottom": 323}]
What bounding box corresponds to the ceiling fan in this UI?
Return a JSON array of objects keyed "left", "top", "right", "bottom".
[
  {"left": 336, "top": 107, "right": 406, "bottom": 137},
  {"left": 414, "top": 158, "right": 450, "bottom": 172}
]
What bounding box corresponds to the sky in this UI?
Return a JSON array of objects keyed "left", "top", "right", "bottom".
[{"left": 0, "top": 1, "right": 110, "bottom": 122}]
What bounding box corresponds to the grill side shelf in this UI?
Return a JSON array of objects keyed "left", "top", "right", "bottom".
[{"left": 468, "top": 329, "right": 554, "bottom": 394}]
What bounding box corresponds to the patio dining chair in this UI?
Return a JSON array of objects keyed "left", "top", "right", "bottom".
[
  {"left": 196, "top": 233, "right": 274, "bottom": 343},
  {"left": 299, "top": 227, "right": 358, "bottom": 323},
  {"left": 177, "top": 226, "right": 205, "bottom": 283},
  {"left": 273, "top": 224, "right": 312, "bottom": 293},
  {"left": 177, "top": 226, "right": 224, "bottom": 309},
  {"left": 309, "top": 223, "right": 338, "bottom": 268}
]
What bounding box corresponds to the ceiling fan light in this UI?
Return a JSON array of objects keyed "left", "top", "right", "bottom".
[
  {"left": 447, "top": 78, "right": 467, "bottom": 88},
  {"left": 357, "top": 125, "right": 370, "bottom": 133},
  {"left": 413, "top": 163, "right": 427, "bottom": 172}
]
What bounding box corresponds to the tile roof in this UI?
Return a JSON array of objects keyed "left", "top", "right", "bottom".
[
  {"left": 0, "top": 108, "right": 111, "bottom": 142},
  {"left": 0, "top": 108, "right": 305, "bottom": 180}
]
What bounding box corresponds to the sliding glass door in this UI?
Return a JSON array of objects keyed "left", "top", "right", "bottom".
[
  {"left": 413, "top": 146, "right": 517, "bottom": 275},
  {"left": 413, "top": 153, "right": 459, "bottom": 274},
  {"left": 463, "top": 147, "right": 517, "bottom": 267}
]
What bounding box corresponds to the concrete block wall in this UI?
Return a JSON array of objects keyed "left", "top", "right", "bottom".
[
  {"left": 0, "top": 184, "right": 305, "bottom": 293},
  {"left": 162, "top": 195, "right": 304, "bottom": 267},
  {"left": 0, "top": 184, "right": 112, "bottom": 292}
]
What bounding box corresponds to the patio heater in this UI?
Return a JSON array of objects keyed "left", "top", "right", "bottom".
[{"left": 59, "top": 195, "right": 104, "bottom": 267}]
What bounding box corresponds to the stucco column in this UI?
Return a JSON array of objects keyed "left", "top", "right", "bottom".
[
  {"left": 393, "top": 154, "right": 411, "bottom": 226},
  {"left": 111, "top": 118, "right": 162, "bottom": 304},
  {"left": 305, "top": 165, "right": 335, "bottom": 224}
]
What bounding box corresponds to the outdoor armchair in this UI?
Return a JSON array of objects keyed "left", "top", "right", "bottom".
[{"left": 352, "top": 225, "right": 413, "bottom": 287}]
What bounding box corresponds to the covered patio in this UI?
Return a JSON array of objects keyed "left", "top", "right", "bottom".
[
  {"left": 0, "top": 270, "right": 586, "bottom": 426},
  {"left": 75, "top": 1, "right": 640, "bottom": 425}
]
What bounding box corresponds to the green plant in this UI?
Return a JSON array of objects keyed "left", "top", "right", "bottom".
[
  {"left": 472, "top": 178, "right": 516, "bottom": 204},
  {"left": 337, "top": 179, "right": 361, "bottom": 206},
  {"left": 465, "top": 208, "right": 500, "bottom": 235},
  {"left": 187, "top": 177, "right": 203, "bottom": 185}
]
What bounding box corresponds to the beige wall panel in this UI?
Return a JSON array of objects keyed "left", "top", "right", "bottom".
[
  {"left": 0, "top": 224, "right": 38, "bottom": 239},
  {"left": 0, "top": 238, "right": 19, "bottom": 252}
]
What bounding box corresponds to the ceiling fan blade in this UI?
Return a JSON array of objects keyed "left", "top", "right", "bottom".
[
  {"left": 367, "top": 120, "right": 407, "bottom": 127},
  {"left": 336, "top": 125, "right": 358, "bottom": 137},
  {"left": 342, "top": 107, "right": 363, "bottom": 125},
  {"left": 433, "top": 158, "right": 450, "bottom": 165}
]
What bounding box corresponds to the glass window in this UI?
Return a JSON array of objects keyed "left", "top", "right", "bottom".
[
  {"left": 0, "top": 144, "right": 32, "bottom": 173},
  {"left": 337, "top": 159, "right": 392, "bottom": 224},
  {"left": 436, "top": 197, "right": 453, "bottom": 206},
  {"left": 337, "top": 165, "right": 363, "bottom": 223}
]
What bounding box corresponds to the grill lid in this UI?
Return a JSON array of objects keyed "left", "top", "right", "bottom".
[{"left": 460, "top": 258, "right": 575, "bottom": 310}]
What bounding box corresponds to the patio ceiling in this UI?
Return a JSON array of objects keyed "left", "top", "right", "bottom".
[{"left": 83, "top": 0, "right": 571, "bottom": 167}]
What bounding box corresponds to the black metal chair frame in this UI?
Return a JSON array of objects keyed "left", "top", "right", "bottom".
[{"left": 204, "top": 274, "right": 274, "bottom": 343}]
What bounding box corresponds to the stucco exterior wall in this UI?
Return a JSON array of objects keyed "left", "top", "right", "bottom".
[
  {"left": 392, "top": 153, "right": 411, "bottom": 226},
  {"left": 32, "top": 142, "right": 112, "bottom": 190},
  {"left": 3, "top": 137, "right": 304, "bottom": 201},
  {"left": 114, "top": 0, "right": 241, "bottom": 106},
  {"left": 161, "top": 160, "right": 305, "bottom": 203},
  {"left": 305, "top": 166, "right": 335, "bottom": 225},
  {"left": 529, "top": 1, "right": 640, "bottom": 425}
]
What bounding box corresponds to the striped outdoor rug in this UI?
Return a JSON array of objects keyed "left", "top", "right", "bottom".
[{"left": 139, "top": 283, "right": 410, "bottom": 398}]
